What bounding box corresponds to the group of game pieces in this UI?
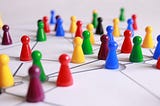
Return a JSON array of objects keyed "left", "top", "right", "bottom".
[{"left": 1, "top": 7, "right": 160, "bottom": 103}]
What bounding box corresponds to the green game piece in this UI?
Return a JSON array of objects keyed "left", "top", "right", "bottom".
[
  {"left": 32, "top": 50, "right": 47, "bottom": 82},
  {"left": 129, "top": 36, "right": 143, "bottom": 62},
  {"left": 119, "top": 8, "right": 125, "bottom": 22},
  {"left": 36, "top": 21, "right": 47, "bottom": 42},
  {"left": 82, "top": 30, "right": 93, "bottom": 55},
  {"left": 92, "top": 11, "right": 98, "bottom": 28}
]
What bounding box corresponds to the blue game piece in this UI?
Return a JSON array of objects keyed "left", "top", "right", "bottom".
[
  {"left": 55, "top": 18, "right": 65, "bottom": 37},
  {"left": 153, "top": 35, "right": 160, "bottom": 59},
  {"left": 105, "top": 41, "right": 119, "bottom": 69},
  {"left": 50, "top": 10, "right": 56, "bottom": 25},
  {"left": 127, "top": 18, "right": 134, "bottom": 37},
  {"left": 106, "top": 25, "right": 114, "bottom": 43}
]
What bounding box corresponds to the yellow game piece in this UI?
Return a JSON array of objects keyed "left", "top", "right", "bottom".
[
  {"left": 0, "top": 54, "right": 14, "bottom": 88},
  {"left": 86, "top": 23, "right": 95, "bottom": 45},
  {"left": 142, "top": 26, "right": 154, "bottom": 48},
  {"left": 71, "top": 37, "right": 85, "bottom": 64},
  {"left": 0, "top": 15, "right": 3, "bottom": 29},
  {"left": 69, "top": 16, "right": 77, "bottom": 34},
  {"left": 113, "top": 18, "right": 120, "bottom": 37}
]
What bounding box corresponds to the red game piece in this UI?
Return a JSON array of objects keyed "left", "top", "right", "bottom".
[
  {"left": 132, "top": 14, "right": 138, "bottom": 30},
  {"left": 2, "top": 25, "right": 12, "bottom": 45},
  {"left": 20, "top": 35, "right": 32, "bottom": 61},
  {"left": 56, "top": 54, "right": 73, "bottom": 87},
  {"left": 26, "top": 65, "right": 44, "bottom": 102},
  {"left": 43, "top": 16, "right": 50, "bottom": 33},
  {"left": 75, "top": 20, "right": 83, "bottom": 38},
  {"left": 156, "top": 57, "right": 160, "bottom": 69},
  {"left": 98, "top": 34, "right": 109, "bottom": 60},
  {"left": 121, "top": 30, "right": 132, "bottom": 53},
  {"left": 54, "top": 15, "right": 60, "bottom": 31}
]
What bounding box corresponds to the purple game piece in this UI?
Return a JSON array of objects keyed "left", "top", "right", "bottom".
[
  {"left": 54, "top": 15, "right": 60, "bottom": 31},
  {"left": 26, "top": 65, "right": 44, "bottom": 102},
  {"left": 2, "top": 25, "right": 12, "bottom": 45},
  {"left": 98, "top": 34, "right": 109, "bottom": 60}
]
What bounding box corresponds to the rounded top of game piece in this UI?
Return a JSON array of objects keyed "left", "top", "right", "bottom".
[
  {"left": 132, "top": 14, "right": 137, "bottom": 19},
  {"left": 59, "top": 54, "right": 70, "bottom": 65},
  {"left": 113, "top": 18, "right": 119, "bottom": 24},
  {"left": 2, "top": 25, "right": 9, "bottom": 31},
  {"left": 86, "top": 23, "right": 94, "bottom": 31},
  {"left": 93, "top": 9, "right": 97, "bottom": 13},
  {"left": 32, "top": 50, "right": 42, "bottom": 60},
  {"left": 0, "top": 54, "right": 9, "bottom": 65},
  {"left": 106, "top": 25, "right": 113, "bottom": 33},
  {"left": 127, "top": 18, "right": 133, "bottom": 24},
  {"left": 145, "top": 26, "right": 152, "bottom": 33},
  {"left": 74, "top": 37, "right": 82, "bottom": 46},
  {"left": 38, "top": 21, "right": 44, "bottom": 28},
  {"left": 71, "top": 16, "right": 76, "bottom": 21},
  {"left": 37, "top": 19, "right": 42, "bottom": 25},
  {"left": 124, "top": 30, "right": 132, "bottom": 37},
  {"left": 43, "top": 16, "right": 48, "bottom": 21},
  {"left": 108, "top": 41, "right": 118, "bottom": 50},
  {"left": 83, "top": 30, "right": 90, "bottom": 38},
  {"left": 76, "top": 20, "right": 82, "bottom": 26},
  {"left": 56, "top": 15, "right": 60, "bottom": 19},
  {"left": 157, "top": 35, "right": 160, "bottom": 42},
  {"left": 98, "top": 17, "right": 103, "bottom": 22},
  {"left": 21, "top": 35, "right": 30, "bottom": 44},
  {"left": 120, "top": 8, "right": 124, "bottom": 12},
  {"left": 133, "top": 36, "right": 142, "bottom": 45},
  {"left": 57, "top": 18, "right": 63, "bottom": 24},
  {"left": 100, "top": 34, "right": 108, "bottom": 42},
  {"left": 51, "top": 10, "right": 55, "bottom": 14},
  {"left": 28, "top": 65, "right": 40, "bottom": 77}
]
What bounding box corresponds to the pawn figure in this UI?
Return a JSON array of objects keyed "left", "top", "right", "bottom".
[
  {"left": 95, "top": 17, "right": 104, "bottom": 35},
  {"left": 75, "top": 20, "right": 83, "bottom": 38},
  {"left": 26, "top": 65, "right": 44, "bottom": 102},
  {"left": 0, "top": 54, "right": 14, "bottom": 88},
  {"left": 20, "top": 35, "right": 32, "bottom": 61},
  {"left": 119, "top": 8, "right": 125, "bottom": 22},
  {"left": 127, "top": 18, "right": 134, "bottom": 37},
  {"left": 36, "top": 21, "right": 46, "bottom": 42},
  {"left": 56, "top": 18, "right": 65, "bottom": 37},
  {"left": 57, "top": 54, "right": 73, "bottom": 87},
  {"left": 105, "top": 41, "right": 119, "bottom": 69},
  {"left": 2, "top": 25, "right": 12, "bottom": 45},
  {"left": 82, "top": 30, "right": 93, "bottom": 55},
  {"left": 153, "top": 35, "right": 160, "bottom": 59},
  {"left": 129, "top": 36, "right": 143, "bottom": 62},
  {"left": 32, "top": 50, "right": 46, "bottom": 82},
  {"left": 43, "top": 16, "right": 50, "bottom": 33},
  {"left": 98, "top": 34, "right": 109, "bottom": 60},
  {"left": 142, "top": 26, "right": 154, "bottom": 48},
  {"left": 106, "top": 25, "right": 114, "bottom": 43},
  {"left": 86, "top": 23, "right": 95, "bottom": 45},
  {"left": 113, "top": 18, "right": 120, "bottom": 37},
  {"left": 50, "top": 10, "right": 56, "bottom": 25},
  {"left": 71, "top": 37, "right": 85, "bottom": 64},
  {"left": 54, "top": 15, "right": 60, "bottom": 31},
  {"left": 69, "top": 16, "right": 77, "bottom": 34},
  {"left": 132, "top": 14, "right": 138, "bottom": 30},
  {"left": 92, "top": 9, "right": 98, "bottom": 29},
  {"left": 121, "top": 30, "right": 132, "bottom": 53}
]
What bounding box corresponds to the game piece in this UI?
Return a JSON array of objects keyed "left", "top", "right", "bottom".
[
  {"left": 156, "top": 57, "right": 160, "bottom": 69},
  {"left": 57, "top": 54, "right": 73, "bottom": 87},
  {"left": 127, "top": 18, "right": 134, "bottom": 37},
  {"left": 0, "top": 15, "right": 3, "bottom": 29},
  {"left": 36, "top": 20, "right": 47, "bottom": 42},
  {"left": 121, "top": 30, "right": 132, "bottom": 53},
  {"left": 75, "top": 20, "right": 83, "bottom": 38},
  {"left": 69, "top": 16, "right": 77, "bottom": 34},
  {"left": 82, "top": 30, "right": 93, "bottom": 55},
  {"left": 2, "top": 25, "right": 12, "bottom": 45},
  {"left": 105, "top": 41, "right": 119, "bottom": 69},
  {"left": 26, "top": 65, "right": 44, "bottom": 102},
  {"left": 50, "top": 10, "right": 56, "bottom": 25},
  {"left": 32, "top": 50, "right": 47, "bottom": 82},
  {"left": 132, "top": 14, "right": 138, "bottom": 30},
  {"left": 142, "top": 26, "right": 154, "bottom": 48},
  {"left": 153, "top": 35, "right": 160, "bottom": 59},
  {"left": 106, "top": 25, "right": 114, "bottom": 42},
  {"left": 113, "top": 18, "right": 120, "bottom": 37},
  {"left": 95, "top": 17, "right": 104, "bottom": 35},
  {"left": 43, "top": 16, "right": 50, "bottom": 33},
  {"left": 71, "top": 37, "right": 85, "bottom": 63},
  {"left": 92, "top": 9, "right": 98, "bottom": 28},
  {"left": 56, "top": 17, "right": 65, "bottom": 37},
  {"left": 0, "top": 54, "right": 14, "bottom": 88},
  {"left": 129, "top": 36, "right": 143, "bottom": 62},
  {"left": 54, "top": 15, "right": 60, "bottom": 31},
  {"left": 20, "top": 35, "right": 32, "bottom": 61},
  {"left": 98, "top": 34, "right": 109, "bottom": 60},
  {"left": 119, "top": 8, "right": 125, "bottom": 22},
  {"left": 86, "top": 23, "right": 95, "bottom": 44}
]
